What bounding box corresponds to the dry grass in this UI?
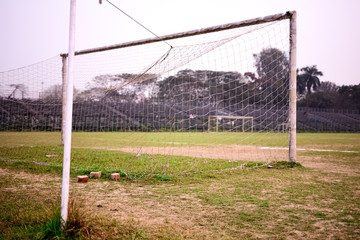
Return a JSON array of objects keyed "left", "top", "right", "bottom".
[{"left": 67, "top": 150, "right": 360, "bottom": 239}]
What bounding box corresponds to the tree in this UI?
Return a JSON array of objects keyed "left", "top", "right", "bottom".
[
  {"left": 41, "top": 84, "right": 80, "bottom": 102},
  {"left": 157, "top": 69, "right": 245, "bottom": 106},
  {"left": 42, "top": 84, "right": 62, "bottom": 101},
  {"left": 80, "top": 73, "right": 158, "bottom": 102},
  {"left": 298, "top": 81, "right": 339, "bottom": 108},
  {"left": 254, "top": 48, "right": 289, "bottom": 83},
  {"left": 158, "top": 69, "right": 208, "bottom": 103},
  {"left": 298, "top": 65, "right": 323, "bottom": 95},
  {"left": 253, "top": 48, "right": 289, "bottom": 105},
  {"left": 338, "top": 84, "right": 360, "bottom": 111},
  {"left": 317, "top": 81, "right": 338, "bottom": 93}
]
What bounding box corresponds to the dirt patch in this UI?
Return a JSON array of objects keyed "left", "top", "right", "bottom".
[
  {"left": 0, "top": 168, "right": 60, "bottom": 181},
  {"left": 0, "top": 168, "right": 62, "bottom": 206},
  {"left": 0, "top": 168, "right": 61, "bottom": 194},
  {"left": 87, "top": 145, "right": 360, "bottom": 175},
  {"left": 91, "top": 145, "right": 288, "bottom": 162},
  {"left": 72, "top": 181, "right": 219, "bottom": 238},
  {"left": 298, "top": 155, "right": 360, "bottom": 175}
]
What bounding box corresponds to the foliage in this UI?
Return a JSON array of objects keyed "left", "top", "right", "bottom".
[
  {"left": 76, "top": 47, "right": 290, "bottom": 107},
  {"left": 338, "top": 84, "right": 360, "bottom": 111},
  {"left": 9, "top": 47, "right": 360, "bottom": 112},
  {"left": 298, "top": 81, "right": 360, "bottom": 111},
  {"left": 298, "top": 81, "right": 338, "bottom": 108},
  {"left": 254, "top": 47, "right": 289, "bottom": 84},
  {"left": 41, "top": 84, "right": 62, "bottom": 101},
  {"left": 79, "top": 73, "right": 158, "bottom": 102},
  {"left": 157, "top": 69, "right": 247, "bottom": 105},
  {"left": 297, "top": 65, "right": 323, "bottom": 96},
  {"left": 157, "top": 47, "right": 290, "bottom": 107},
  {"left": 304, "top": 66, "right": 322, "bottom": 93},
  {"left": 296, "top": 63, "right": 359, "bottom": 111},
  {"left": 253, "top": 47, "right": 289, "bottom": 105}
]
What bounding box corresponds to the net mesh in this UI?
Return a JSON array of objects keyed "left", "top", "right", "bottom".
[{"left": 0, "top": 17, "right": 291, "bottom": 178}]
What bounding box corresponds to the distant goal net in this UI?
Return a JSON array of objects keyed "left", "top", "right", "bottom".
[
  {"left": 0, "top": 12, "right": 297, "bottom": 177},
  {"left": 208, "top": 116, "right": 254, "bottom": 132}
]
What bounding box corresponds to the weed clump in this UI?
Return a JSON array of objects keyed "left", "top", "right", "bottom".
[
  {"left": 40, "top": 197, "right": 147, "bottom": 239},
  {"left": 267, "top": 161, "right": 303, "bottom": 169},
  {"left": 42, "top": 198, "right": 108, "bottom": 239}
]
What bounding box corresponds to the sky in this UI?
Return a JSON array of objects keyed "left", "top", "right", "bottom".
[{"left": 0, "top": 0, "right": 359, "bottom": 86}]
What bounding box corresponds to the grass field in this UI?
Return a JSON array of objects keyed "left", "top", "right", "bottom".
[{"left": 0, "top": 132, "right": 359, "bottom": 239}]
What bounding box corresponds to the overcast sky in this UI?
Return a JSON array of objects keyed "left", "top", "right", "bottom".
[{"left": 0, "top": 0, "right": 359, "bottom": 86}]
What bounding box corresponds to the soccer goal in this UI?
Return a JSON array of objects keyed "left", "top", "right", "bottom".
[
  {"left": 208, "top": 115, "right": 254, "bottom": 132},
  {"left": 0, "top": 11, "right": 297, "bottom": 165}
]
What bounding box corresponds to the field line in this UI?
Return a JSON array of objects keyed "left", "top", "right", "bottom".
[{"left": 260, "top": 147, "right": 358, "bottom": 153}]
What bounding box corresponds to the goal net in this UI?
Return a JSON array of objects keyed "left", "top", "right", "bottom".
[{"left": 0, "top": 12, "right": 296, "bottom": 178}]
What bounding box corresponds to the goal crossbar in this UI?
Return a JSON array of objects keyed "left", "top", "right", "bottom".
[{"left": 60, "top": 12, "right": 294, "bottom": 57}]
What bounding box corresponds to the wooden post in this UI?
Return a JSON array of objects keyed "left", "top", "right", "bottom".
[{"left": 289, "top": 11, "right": 297, "bottom": 162}]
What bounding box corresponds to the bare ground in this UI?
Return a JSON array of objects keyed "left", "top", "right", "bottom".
[
  {"left": 88, "top": 145, "right": 360, "bottom": 175},
  {"left": 88, "top": 145, "right": 288, "bottom": 162}
]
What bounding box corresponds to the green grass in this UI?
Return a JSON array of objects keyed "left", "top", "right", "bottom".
[
  {"left": 0, "top": 132, "right": 359, "bottom": 239},
  {"left": 0, "top": 131, "right": 289, "bottom": 148},
  {"left": 0, "top": 145, "right": 259, "bottom": 181},
  {"left": 1, "top": 131, "right": 359, "bottom": 149}
]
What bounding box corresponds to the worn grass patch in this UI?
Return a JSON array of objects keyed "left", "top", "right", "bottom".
[{"left": 0, "top": 145, "right": 260, "bottom": 181}]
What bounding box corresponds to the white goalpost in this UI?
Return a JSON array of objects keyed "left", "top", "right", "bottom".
[
  {"left": 61, "top": 0, "right": 76, "bottom": 227},
  {"left": 289, "top": 11, "right": 297, "bottom": 163}
]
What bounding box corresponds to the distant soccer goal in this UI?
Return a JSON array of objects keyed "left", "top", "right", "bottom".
[
  {"left": 208, "top": 115, "right": 253, "bottom": 132},
  {"left": 0, "top": 11, "right": 297, "bottom": 167}
]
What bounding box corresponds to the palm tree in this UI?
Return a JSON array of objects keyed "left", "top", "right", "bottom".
[{"left": 298, "top": 65, "right": 323, "bottom": 95}]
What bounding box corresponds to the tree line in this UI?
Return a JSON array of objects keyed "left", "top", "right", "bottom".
[
  {"left": 69, "top": 47, "right": 290, "bottom": 107},
  {"left": 297, "top": 65, "right": 360, "bottom": 111},
  {"left": 6, "top": 47, "right": 359, "bottom": 112}
]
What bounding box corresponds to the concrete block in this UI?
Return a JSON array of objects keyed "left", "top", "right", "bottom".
[
  {"left": 90, "top": 171, "right": 101, "bottom": 178},
  {"left": 77, "top": 175, "right": 88, "bottom": 183},
  {"left": 111, "top": 173, "right": 120, "bottom": 180}
]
